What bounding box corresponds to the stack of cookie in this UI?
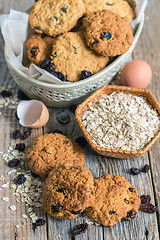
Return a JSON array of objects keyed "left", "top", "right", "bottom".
[
  {"left": 25, "top": 0, "right": 134, "bottom": 82},
  {"left": 25, "top": 133, "right": 141, "bottom": 226}
]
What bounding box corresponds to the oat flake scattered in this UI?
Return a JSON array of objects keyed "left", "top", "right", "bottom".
[
  {"left": 22, "top": 214, "right": 28, "bottom": 219},
  {"left": 82, "top": 92, "right": 160, "bottom": 151},
  {"left": 9, "top": 205, "right": 16, "bottom": 211},
  {"left": 2, "top": 197, "right": 9, "bottom": 202}
]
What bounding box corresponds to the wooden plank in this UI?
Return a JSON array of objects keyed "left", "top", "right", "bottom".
[
  {"left": 0, "top": 1, "right": 48, "bottom": 240},
  {"left": 133, "top": 0, "right": 160, "bottom": 232}
]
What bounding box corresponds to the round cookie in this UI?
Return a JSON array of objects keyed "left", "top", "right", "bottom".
[
  {"left": 29, "top": 0, "right": 85, "bottom": 37},
  {"left": 85, "top": 174, "right": 141, "bottom": 226},
  {"left": 83, "top": 10, "right": 134, "bottom": 57},
  {"left": 25, "top": 133, "right": 85, "bottom": 178},
  {"left": 42, "top": 165, "right": 95, "bottom": 220},
  {"left": 25, "top": 33, "right": 55, "bottom": 66},
  {"left": 83, "top": 0, "right": 134, "bottom": 23},
  {"left": 50, "top": 31, "right": 109, "bottom": 82}
]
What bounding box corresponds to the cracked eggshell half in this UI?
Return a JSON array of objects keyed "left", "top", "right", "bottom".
[{"left": 17, "top": 100, "right": 49, "bottom": 128}]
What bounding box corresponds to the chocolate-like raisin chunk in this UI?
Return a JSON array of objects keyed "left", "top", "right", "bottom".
[
  {"left": 8, "top": 159, "right": 20, "bottom": 168},
  {"left": 70, "top": 210, "right": 82, "bottom": 215},
  {"left": 61, "top": 6, "right": 68, "bottom": 13},
  {"left": 100, "top": 32, "right": 112, "bottom": 40},
  {"left": 16, "top": 174, "right": 26, "bottom": 185},
  {"left": 40, "top": 59, "right": 51, "bottom": 69},
  {"left": 1, "top": 90, "right": 12, "bottom": 98},
  {"left": 51, "top": 203, "right": 63, "bottom": 213},
  {"left": 30, "top": 47, "right": 39, "bottom": 58},
  {"left": 80, "top": 70, "right": 93, "bottom": 80},
  {"left": 13, "top": 130, "right": 21, "bottom": 139}
]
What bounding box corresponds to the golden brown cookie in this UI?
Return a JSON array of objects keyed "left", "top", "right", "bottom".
[
  {"left": 83, "top": 0, "right": 134, "bottom": 23},
  {"left": 25, "top": 33, "right": 55, "bottom": 66},
  {"left": 85, "top": 174, "right": 141, "bottom": 226},
  {"left": 50, "top": 31, "right": 109, "bottom": 82},
  {"left": 25, "top": 133, "right": 85, "bottom": 178},
  {"left": 83, "top": 10, "right": 134, "bottom": 57},
  {"left": 42, "top": 165, "right": 95, "bottom": 220},
  {"left": 29, "top": 0, "right": 85, "bottom": 37}
]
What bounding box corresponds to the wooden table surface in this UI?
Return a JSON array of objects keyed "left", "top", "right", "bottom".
[{"left": 0, "top": 1, "right": 160, "bottom": 240}]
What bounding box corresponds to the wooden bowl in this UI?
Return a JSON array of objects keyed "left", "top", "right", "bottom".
[{"left": 75, "top": 85, "right": 160, "bottom": 159}]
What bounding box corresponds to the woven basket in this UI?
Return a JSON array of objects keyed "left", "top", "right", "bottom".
[
  {"left": 75, "top": 85, "right": 160, "bottom": 159},
  {"left": 4, "top": 1, "right": 144, "bottom": 107}
]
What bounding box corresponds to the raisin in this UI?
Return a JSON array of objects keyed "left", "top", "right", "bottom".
[
  {"left": 1, "top": 90, "right": 12, "bottom": 98},
  {"left": 75, "top": 137, "right": 87, "bottom": 147},
  {"left": 57, "top": 110, "right": 70, "bottom": 124},
  {"left": 30, "top": 47, "right": 39, "bottom": 58},
  {"left": 15, "top": 143, "right": 25, "bottom": 152},
  {"left": 35, "top": 219, "right": 46, "bottom": 226},
  {"left": 61, "top": 6, "right": 68, "bottom": 13},
  {"left": 40, "top": 59, "right": 51, "bottom": 69},
  {"left": 130, "top": 167, "right": 141, "bottom": 175},
  {"left": 70, "top": 210, "right": 82, "bottom": 215},
  {"left": 80, "top": 70, "right": 93, "bottom": 80},
  {"left": 34, "top": 26, "right": 44, "bottom": 32},
  {"left": 126, "top": 210, "right": 137, "bottom": 219},
  {"left": 109, "top": 210, "right": 115, "bottom": 214},
  {"left": 106, "top": 2, "right": 114, "bottom": 6},
  {"left": 64, "top": 140, "right": 71, "bottom": 146},
  {"left": 100, "top": 32, "right": 112, "bottom": 40},
  {"left": 91, "top": 40, "right": 99, "bottom": 47},
  {"left": 72, "top": 45, "right": 77, "bottom": 54},
  {"left": 141, "top": 164, "right": 150, "bottom": 173},
  {"left": 51, "top": 203, "right": 63, "bottom": 213},
  {"left": 142, "top": 203, "right": 158, "bottom": 213},
  {"left": 140, "top": 195, "right": 151, "bottom": 204},
  {"left": 31, "top": 171, "right": 39, "bottom": 178},
  {"left": 49, "top": 130, "right": 64, "bottom": 135},
  {"left": 17, "top": 89, "right": 29, "bottom": 100},
  {"left": 16, "top": 174, "right": 26, "bottom": 184},
  {"left": 8, "top": 159, "right": 20, "bottom": 168},
  {"left": 13, "top": 130, "right": 21, "bottom": 139},
  {"left": 48, "top": 63, "right": 56, "bottom": 73},
  {"left": 71, "top": 223, "right": 88, "bottom": 236},
  {"left": 124, "top": 198, "right": 130, "bottom": 204},
  {"left": 63, "top": 75, "right": 68, "bottom": 82},
  {"left": 56, "top": 188, "right": 65, "bottom": 194},
  {"left": 52, "top": 71, "right": 67, "bottom": 81},
  {"left": 52, "top": 52, "right": 57, "bottom": 58},
  {"left": 41, "top": 33, "right": 47, "bottom": 39},
  {"left": 128, "top": 188, "right": 136, "bottom": 193},
  {"left": 22, "top": 128, "right": 32, "bottom": 140}
]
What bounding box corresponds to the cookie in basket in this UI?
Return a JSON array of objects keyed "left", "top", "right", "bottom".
[
  {"left": 50, "top": 31, "right": 109, "bottom": 82},
  {"left": 29, "top": 0, "right": 85, "bottom": 37},
  {"left": 25, "top": 133, "right": 85, "bottom": 178},
  {"left": 83, "top": 0, "right": 134, "bottom": 23},
  {"left": 85, "top": 174, "right": 141, "bottom": 226},
  {"left": 42, "top": 165, "right": 95, "bottom": 220},
  {"left": 83, "top": 10, "right": 134, "bottom": 56},
  {"left": 25, "top": 33, "right": 55, "bottom": 66}
]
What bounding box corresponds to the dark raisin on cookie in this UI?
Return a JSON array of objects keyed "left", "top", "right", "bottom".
[
  {"left": 35, "top": 219, "right": 46, "bottom": 226},
  {"left": 50, "top": 16, "right": 60, "bottom": 25},
  {"left": 72, "top": 45, "right": 77, "bottom": 54},
  {"left": 109, "top": 211, "right": 116, "bottom": 214},
  {"left": 128, "top": 188, "right": 136, "bottom": 193},
  {"left": 40, "top": 59, "right": 51, "bottom": 69},
  {"left": 70, "top": 210, "right": 82, "bottom": 215},
  {"left": 34, "top": 26, "right": 44, "bottom": 32},
  {"left": 48, "top": 63, "right": 56, "bottom": 73},
  {"left": 126, "top": 210, "right": 137, "bottom": 219},
  {"left": 80, "top": 70, "right": 93, "bottom": 80},
  {"left": 41, "top": 33, "right": 47, "bottom": 39},
  {"left": 100, "top": 32, "right": 112, "bottom": 40},
  {"left": 91, "top": 40, "right": 99, "bottom": 47},
  {"left": 56, "top": 188, "right": 66, "bottom": 194},
  {"left": 124, "top": 198, "right": 130, "bottom": 204},
  {"left": 106, "top": 2, "right": 114, "bottom": 6},
  {"left": 30, "top": 47, "right": 39, "bottom": 58},
  {"left": 64, "top": 140, "right": 71, "bottom": 146},
  {"left": 52, "top": 52, "right": 57, "bottom": 58},
  {"left": 61, "top": 6, "right": 68, "bottom": 13},
  {"left": 51, "top": 203, "right": 63, "bottom": 213}
]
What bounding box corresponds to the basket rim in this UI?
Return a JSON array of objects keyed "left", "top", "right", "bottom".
[
  {"left": 75, "top": 85, "right": 160, "bottom": 157},
  {"left": 4, "top": 14, "right": 144, "bottom": 89}
]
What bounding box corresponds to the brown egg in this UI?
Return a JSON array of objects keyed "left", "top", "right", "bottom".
[
  {"left": 121, "top": 60, "right": 152, "bottom": 88},
  {"left": 17, "top": 100, "right": 49, "bottom": 128}
]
